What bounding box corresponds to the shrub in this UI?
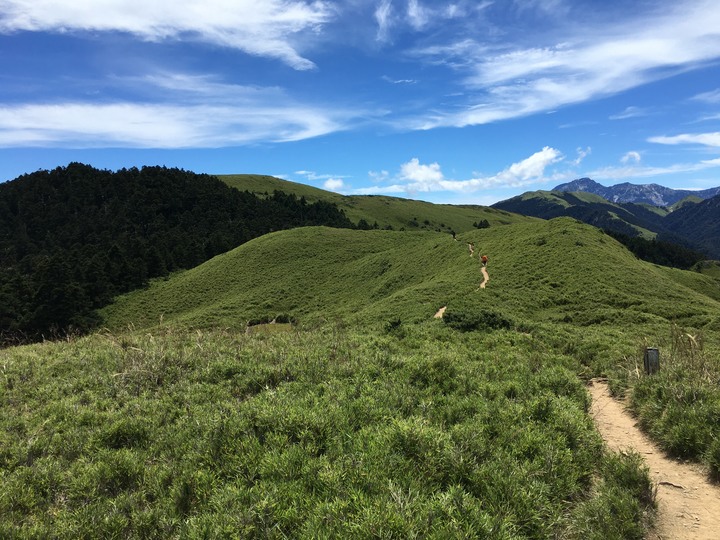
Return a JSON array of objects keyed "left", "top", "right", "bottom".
[
  {"left": 707, "top": 438, "right": 720, "bottom": 481},
  {"left": 443, "top": 308, "right": 511, "bottom": 332}
]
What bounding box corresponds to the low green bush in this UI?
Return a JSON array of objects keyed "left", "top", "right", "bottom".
[
  {"left": 443, "top": 307, "right": 512, "bottom": 332},
  {"left": 707, "top": 438, "right": 720, "bottom": 482}
]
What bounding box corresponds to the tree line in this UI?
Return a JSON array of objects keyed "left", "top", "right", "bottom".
[{"left": 0, "top": 163, "right": 355, "bottom": 343}]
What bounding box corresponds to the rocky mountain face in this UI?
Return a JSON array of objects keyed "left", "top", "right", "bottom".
[{"left": 553, "top": 178, "right": 720, "bottom": 206}]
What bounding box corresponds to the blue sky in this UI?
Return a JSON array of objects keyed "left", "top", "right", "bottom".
[{"left": 1, "top": 0, "right": 720, "bottom": 205}]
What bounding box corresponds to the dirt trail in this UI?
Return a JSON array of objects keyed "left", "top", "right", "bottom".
[
  {"left": 589, "top": 379, "right": 720, "bottom": 539},
  {"left": 479, "top": 266, "right": 489, "bottom": 289}
]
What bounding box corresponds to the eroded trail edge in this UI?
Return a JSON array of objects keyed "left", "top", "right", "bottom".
[{"left": 589, "top": 379, "right": 720, "bottom": 540}]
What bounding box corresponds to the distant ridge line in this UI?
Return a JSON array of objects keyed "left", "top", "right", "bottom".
[{"left": 552, "top": 177, "right": 720, "bottom": 207}]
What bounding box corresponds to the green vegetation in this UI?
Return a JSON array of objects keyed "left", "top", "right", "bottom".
[
  {"left": 1, "top": 322, "right": 655, "bottom": 538},
  {"left": 220, "top": 173, "right": 536, "bottom": 234},
  {"left": 0, "top": 165, "right": 354, "bottom": 342},
  {"left": 4, "top": 183, "right": 720, "bottom": 537},
  {"left": 493, "top": 189, "right": 720, "bottom": 260},
  {"left": 102, "top": 219, "right": 720, "bottom": 333},
  {"left": 669, "top": 195, "right": 702, "bottom": 211},
  {"left": 693, "top": 260, "right": 720, "bottom": 280}
]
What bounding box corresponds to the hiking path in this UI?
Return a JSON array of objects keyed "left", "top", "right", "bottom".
[{"left": 589, "top": 379, "right": 720, "bottom": 539}]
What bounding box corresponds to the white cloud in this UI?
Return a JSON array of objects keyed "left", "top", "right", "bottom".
[
  {"left": 621, "top": 151, "right": 641, "bottom": 164},
  {"left": 489, "top": 146, "right": 563, "bottom": 188},
  {"left": 0, "top": 101, "right": 347, "bottom": 148},
  {"left": 295, "top": 170, "right": 350, "bottom": 183},
  {"left": 382, "top": 75, "right": 418, "bottom": 84},
  {"left": 374, "top": 0, "right": 394, "bottom": 42},
  {"left": 588, "top": 157, "right": 720, "bottom": 181},
  {"left": 0, "top": 70, "right": 365, "bottom": 147},
  {"left": 407, "top": 0, "right": 720, "bottom": 128},
  {"left": 692, "top": 89, "right": 720, "bottom": 103},
  {"left": 648, "top": 132, "right": 720, "bottom": 147},
  {"left": 407, "top": 0, "right": 429, "bottom": 30},
  {"left": 323, "top": 178, "right": 346, "bottom": 191},
  {"left": 399, "top": 157, "right": 444, "bottom": 186},
  {"left": 359, "top": 147, "right": 564, "bottom": 196},
  {"left": 0, "top": 0, "right": 331, "bottom": 70},
  {"left": 368, "top": 169, "right": 390, "bottom": 183},
  {"left": 609, "top": 106, "right": 648, "bottom": 120},
  {"left": 573, "top": 146, "right": 591, "bottom": 166}
]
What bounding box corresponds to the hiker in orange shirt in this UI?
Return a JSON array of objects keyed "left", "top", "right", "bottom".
[{"left": 481, "top": 255, "right": 488, "bottom": 267}]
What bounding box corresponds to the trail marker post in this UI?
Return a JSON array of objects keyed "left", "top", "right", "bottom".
[{"left": 644, "top": 347, "right": 660, "bottom": 375}]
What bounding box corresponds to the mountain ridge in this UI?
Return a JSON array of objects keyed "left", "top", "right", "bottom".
[{"left": 553, "top": 177, "right": 720, "bottom": 206}]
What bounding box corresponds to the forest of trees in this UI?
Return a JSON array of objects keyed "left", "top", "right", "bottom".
[
  {"left": 0, "top": 163, "right": 355, "bottom": 343},
  {"left": 603, "top": 229, "right": 706, "bottom": 270}
]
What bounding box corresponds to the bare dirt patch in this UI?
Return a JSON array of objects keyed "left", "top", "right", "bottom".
[
  {"left": 589, "top": 379, "right": 720, "bottom": 539},
  {"left": 433, "top": 306, "right": 447, "bottom": 319},
  {"left": 479, "top": 266, "right": 489, "bottom": 289}
]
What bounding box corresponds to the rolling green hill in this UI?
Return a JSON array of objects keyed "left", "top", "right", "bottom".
[
  {"left": 492, "top": 190, "right": 666, "bottom": 239},
  {"left": 7, "top": 214, "right": 720, "bottom": 538},
  {"left": 102, "top": 217, "right": 720, "bottom": 334},
  {"left": 492, "top": 190, "right": 711, "bottom": 267},
  {"left": 220, "top": 173, "right": 535, "bottom": 234}
]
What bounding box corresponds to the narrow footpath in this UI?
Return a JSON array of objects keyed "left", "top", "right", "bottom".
[
  {"left": 479, "top": 266, "right": 489, "bottom": 289},
  {"left": 589, "top": 379, "right": 720, "bottom": 539}
]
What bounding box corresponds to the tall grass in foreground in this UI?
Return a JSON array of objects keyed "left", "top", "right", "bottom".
[
  {"left": 630, "top": 323, "right": 720, "bottom": 478},
  {"left": 1, "top": 323, "right": 653, "bottom": 538}
]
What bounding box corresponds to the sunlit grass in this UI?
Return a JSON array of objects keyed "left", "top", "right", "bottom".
[
  {"left": 0, "top": 323, "right": 654, "bottom": 538},
  {"left": 6, "top": 215, "right": 720, "bottom": 537}
]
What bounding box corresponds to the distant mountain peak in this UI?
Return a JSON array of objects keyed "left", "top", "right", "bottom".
[
  {"left": 551, "top": 178, "right": 720, "bottom": 207},
  {"left": 553, "top": 178, "right": 604, "bottom": 192}
]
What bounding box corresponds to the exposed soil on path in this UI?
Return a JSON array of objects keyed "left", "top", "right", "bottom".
[
  {"left": 479, "top": 266, "right": 489, "bottom": 289},
  {"left": 589, "top": 379, "right": 720, "bottom": 539}
]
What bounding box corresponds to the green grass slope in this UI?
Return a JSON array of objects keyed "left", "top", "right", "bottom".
[
  {"left": 219, "top": 173, "right": 535, "bottom": 233},
  {"left": 102, "top": 227, "right": 473, "bottom": 330},
  {"left": 103, "top": 218, "right": 720, "bottom": 335},
  {"left": 0, "top": 322, "right": 655, "bottom": 538},
  {"left": 14, "top": 217, "right": 720, "bottom": 538},
  {"left": 494, "top": 190, "right": 668, "bottom": 240}
]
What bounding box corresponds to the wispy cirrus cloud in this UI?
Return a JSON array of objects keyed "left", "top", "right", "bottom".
[
  {"left": 382, "top": 75, "right": 418, "bottom": 84},
  {"left": 406, "top": 0, "right": 720, "bottom": 129},
  {"left": 0, "top": 73, "right": 358, "bottom": 148},
  {"left": 610, "top": 106, "right": 649, "bottom": 120},
  {"left": 648, "top": 132, "right": 720, "bottom": 147},
  {"left": 692, "top": 89, "right": 720, "bottom": 103},
  {"left": 0, "top": 0, "right": 331, "bottom": 70},
  {"left": 587, "top": 157, "right": 720, "bottom": 181},
  {"left": 573, "top": 146, "right": 591, "bottom": 166},
  {"left": 360, "top": 146, "right": 564, "bottom": 195},
  {"left": 374, "top": 0, "right": 395, "bottom": 42},
  {"left": 0, "top": 102, "right": 345, "bottom": 148}
]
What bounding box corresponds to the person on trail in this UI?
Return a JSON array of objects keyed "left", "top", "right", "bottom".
[
  {"left": 468, "top": 242, "right": 475, "bottom": 256},
  {"left": 481, "top": 254, "right": 488, "bottom": 267}
]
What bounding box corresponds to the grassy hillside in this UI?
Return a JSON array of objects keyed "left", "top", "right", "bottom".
[
  {"left": 220, "top": 173, "right": 534, "bottom": 233},
  {"left": 2, "top": 319, "right": 656, "bottom": 538},
  {"left": 103, "top": 218, "right": 720, "bottom": 334},
  {"left": 6, "top": 215, "right": 720, "bottom": 537},
  {"left": 493, "top": 190, "right": 667, "bottom": 240},
  {"left": 221, "top": 174, "right": 335, "bottom": 203},
  {"left": 669, "top": 195, "right": 702, "bottom": 211}
]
